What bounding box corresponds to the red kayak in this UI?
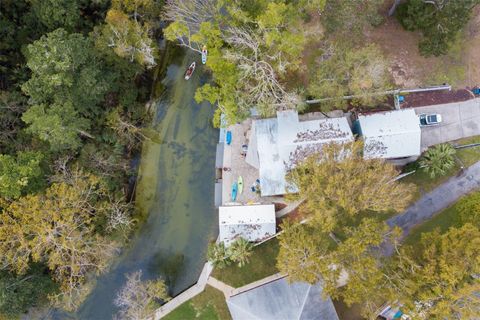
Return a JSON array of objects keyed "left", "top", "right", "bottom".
[{"left": 184, "top": 62, "right": 196, "bottom": 80}]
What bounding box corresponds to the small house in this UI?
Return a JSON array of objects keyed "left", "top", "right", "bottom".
[
  {"left": 246, "top": 110, "right": 354, "bottom": 196},
  {"left": 227, "top": 277, "right": 339, "bottom": 320},
  {"left": 219, "top": 204, "right": 276, "bottom": 246},
  {"left": 355, "top": 109, "right": 421, "bottom": 160}
]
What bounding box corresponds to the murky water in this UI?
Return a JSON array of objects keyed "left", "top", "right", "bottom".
[{"left": 77, "top": 49, "right": 218, "bottom": 319}]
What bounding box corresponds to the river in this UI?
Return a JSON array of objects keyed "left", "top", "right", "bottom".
[{"left": 77, "top": 48, "right": 218, "bottom": 319}]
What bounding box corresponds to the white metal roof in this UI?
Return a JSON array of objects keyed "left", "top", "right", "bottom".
[
  {"left": 245, "top": 121, "right": 260, "bottom": 169},
  {"left": 219, "top": 204, "right": 276, "bottom": 246},
  {"left": 358, "top": 109, "right": 421, "bottom": 159},
  {"left": 248, "top": 110, "right": 353, "bottom": 196},
  {"left": 227, "top": 278, "right": 339, "bottom": 320}
]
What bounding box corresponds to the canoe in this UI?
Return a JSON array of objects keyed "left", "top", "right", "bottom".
[
  {"left": 231, "top": 182, "right": 238, "bottom": 201},
  {"left": 184, "top": 62, "right": 196, "bottom": 80},
  {"left": 201, "top": 46, "right": 208, "bottom": 64},
  {"left": 238, "top": 176, "right": 243, "bottom": 194},
  {"left": 226, "top": 131, "right": 232, "bottom": 145}
]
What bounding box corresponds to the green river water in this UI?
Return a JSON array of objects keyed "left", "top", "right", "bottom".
[{"left": 76, "top": 48, "right": 218, "bottom": 319}]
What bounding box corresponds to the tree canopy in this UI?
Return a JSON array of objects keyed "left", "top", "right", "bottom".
[
  {"left": 22, "top": 28, "right": 111, "bottom": 115},
  {"left": 308, "top": 44, "right": 391, "bottom": 109},
  {"left": 0, "top": 265, "right": 57, "bottom": 317},
  {"left": 0, "top": 171, "right": 122, "bottom": 310},
  {"left": 322, "top": 0, "right": 384, "bottom": 40},
  {"left": 99, "top": 0, "right": 160, "bottom": 68},
  {"left": 0, "top": 151, "right": 44, "bottom": 199},
  {"left": 114, "top": 270, "right": 169, "bottom": 320},
  {"left": 397, "top": 0, "right": 480, "bottom": 56},
  {"left": 0, "top": 0, "right": 155, "bottom": 316},
  {"left": 287, "top": 141, "right": 415, "bottom": 231},
  {"left": 419, "top": 143, "right": 456, "bottom": 178},
  {"left": 276, "top": 220, "right": 331, "bottom": 284},
  {"left": 388, "top": 224, "right": 480, "bottom": 319},
  {"left": 22, "top": 102, "right": 90, "bottom": 151},
  {"left": 29, "top": 0, "right": 80, "bottom": 31},
  {"left": 164, "top": 0, "right": 307, "bottom": 126}
]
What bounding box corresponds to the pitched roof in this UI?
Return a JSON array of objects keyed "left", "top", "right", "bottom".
[
  {"left": 219, "top": 204, "right": 276, "bottom": 246},
  {"left": 357, "top": 109, "right": 421, "bottom": 159},
  {"left": 227, "top": 277, "right": 339, "bottom": 320},
  {"left": 247, "top": 110, "right": 353, "bottom": 196}
]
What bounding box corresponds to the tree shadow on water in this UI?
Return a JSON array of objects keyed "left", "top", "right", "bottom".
[{"left": 149, "top": 252, "right": 185, "bottom": 295}]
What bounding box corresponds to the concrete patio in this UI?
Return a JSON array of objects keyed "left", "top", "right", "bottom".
[{"left": 221, "top": 118, "right": 267, "bottom": 205}]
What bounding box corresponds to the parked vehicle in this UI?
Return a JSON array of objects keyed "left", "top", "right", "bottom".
[{"left": 419, "top": 113, "right": 442, "bottom": 126}]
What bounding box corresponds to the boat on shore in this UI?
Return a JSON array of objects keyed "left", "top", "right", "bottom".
[
  {"left": 201, "top": 46, "right": 208, "bottom": 64},
  {"left": 184, "top": 62, "right": 196, "bottom": 80},
  {"left": 238, "top": 176, "right": 243, "bottom": 195},
  {"left": 231, "top": 182, "right": 238, "bottom": 201},
  {"left": 226, "top": 131, "right": 232, "bottom": 145}
]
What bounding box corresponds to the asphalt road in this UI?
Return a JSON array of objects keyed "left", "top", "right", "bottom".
[{"left": 383, "top": 160, "right": 480, "bottom": 255}]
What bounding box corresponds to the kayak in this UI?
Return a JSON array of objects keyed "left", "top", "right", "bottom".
[
  {"left": 238, "top": 176, "right": 243, "bottom": 194},
  {"left": 231, "top": 182, "right": 238, "bottom": 201},
  {"left": 184, "top": 62, "right": 196, "bottom": 80},
  {"left": 201, "top": 45, "right": 207, "bottom": 64},
  {"left": 226, "top": 131, "right": 232, "bottom": 145}
]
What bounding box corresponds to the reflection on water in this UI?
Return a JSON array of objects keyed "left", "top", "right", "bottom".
[{"left": 75, "top": 48, "right": 218, "bottom": 319}]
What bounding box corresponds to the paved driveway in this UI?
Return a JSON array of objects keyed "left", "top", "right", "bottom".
[{"left": 413, "top": 98, "right": 480, "bottom": 150}]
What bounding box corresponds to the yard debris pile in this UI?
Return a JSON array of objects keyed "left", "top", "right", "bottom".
[{"left": 294, "top": 122, "right": 350, "bottom": 143}]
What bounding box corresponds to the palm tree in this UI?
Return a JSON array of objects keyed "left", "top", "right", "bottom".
[
  {"left": 420, "top": 143, "right": 456, "bottom": 178},
  {"left": 228, "top": 238, "right": 253, "bottom": 268},
  {"left": 207, "top": 242, "right": 230, "bottom": 269}
]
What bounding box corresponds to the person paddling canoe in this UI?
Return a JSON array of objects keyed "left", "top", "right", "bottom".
[{"left": 184, "top": 62, "right": 196, "bottom": 80}]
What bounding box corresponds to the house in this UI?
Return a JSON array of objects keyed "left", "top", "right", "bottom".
[
  {"left": 355, "top": 109, "right": 421, "bottom": 160},
  {"left": 219, "top": 204, "right": 276, "bottom": 246},
  {"left": 246, "top": 110, "right": 354, "bottom": 196},
  {"left": 227, "top": 277, "right": 339, "bottom": 320}
]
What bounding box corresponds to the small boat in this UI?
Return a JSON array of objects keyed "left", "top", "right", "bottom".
[
  {"left": 231, "top": 182, "right": 238, "bottom": 201},
  {"left": 184, "top": 62, "right": 196, "bottom": 80},
  {"left": 226, "top": 131, "right": 232, "bottom": 145},
  {"left": 238, "top": 176, "right": 243, "bottom": 194},
  {"left": 201, "top": 45, "right": 208, "bottom": 64}
]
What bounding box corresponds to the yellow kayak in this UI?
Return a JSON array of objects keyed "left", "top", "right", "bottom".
[{"left": 238, "top": 176, "right": 243, "bottom": 194}]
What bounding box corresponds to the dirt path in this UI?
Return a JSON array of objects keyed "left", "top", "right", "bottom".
[{"left": 383, "top": 160, "right": 480, "bottom": 255}]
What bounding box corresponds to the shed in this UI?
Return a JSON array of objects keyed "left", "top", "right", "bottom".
[
  {"left": 356, "top": 109, "right": 421, "bottom": 159},
  {"left": 227, "top": 277, "right": 339, "bottom": 320},
  {"left": 219, "top": 204, "right": 276, "bottom": 246}
]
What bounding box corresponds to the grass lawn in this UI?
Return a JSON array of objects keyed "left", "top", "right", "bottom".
[
  {"left": 403, "top": 196, "right": 465, "bottom": 246},
  {"left": 211, "top": 239, "right": 279, "bottom": 288},
  {"left": 400, "top": 163, "right": 459, "bottom": 200},
  {"left": 454, "top": 135, "right": 480, "bottom": 167},
  {"left": 400, "top": 135, "right": 480, "bottom": 200},
  {"left": 163, "top": 285, "right": 231, "bottom": 320}
]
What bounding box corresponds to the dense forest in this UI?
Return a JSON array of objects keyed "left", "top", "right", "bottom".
[
  {"left": 1, "top": 0, "right": 480, "bottom": 318},
  {"left": 0, "top": 0, "right": 161, "bottom": 316}
]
